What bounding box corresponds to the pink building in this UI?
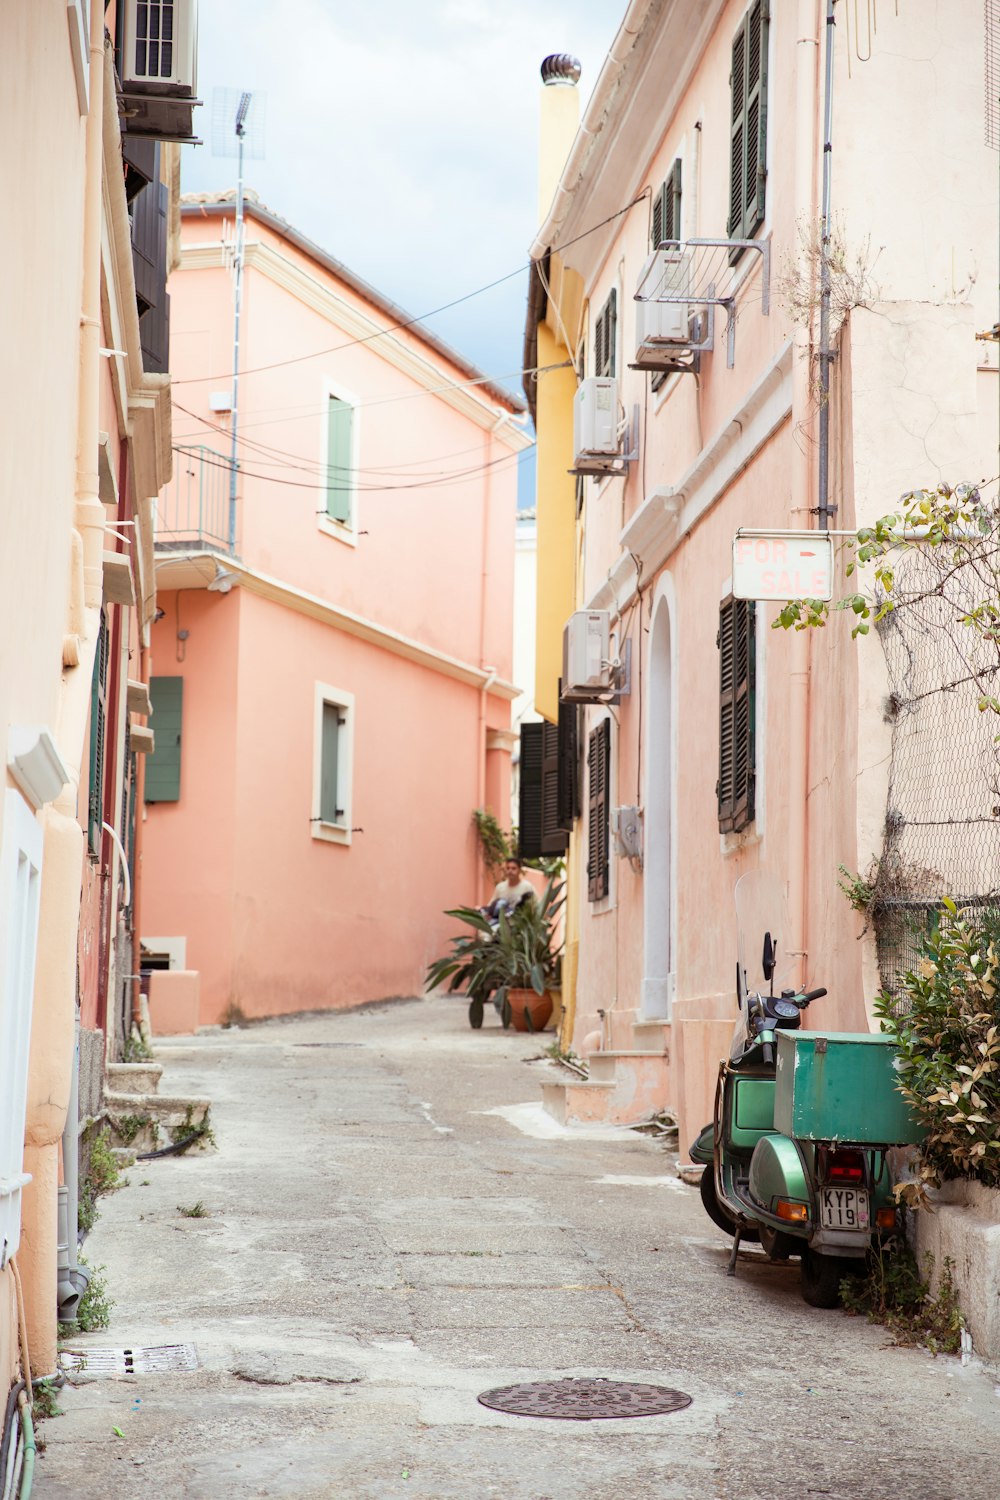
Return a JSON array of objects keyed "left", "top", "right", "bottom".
[{"left": 142, "top": 196, "right": 530, "bottom": 1027}]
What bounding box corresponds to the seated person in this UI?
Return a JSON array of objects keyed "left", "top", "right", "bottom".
[{"left": 484, "top": 858, "right": 536, "bottom": 919}]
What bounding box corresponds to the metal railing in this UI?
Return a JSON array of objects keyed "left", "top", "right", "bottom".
[{"left": 155, "top": 445, "right": 232, "bottom": 551}]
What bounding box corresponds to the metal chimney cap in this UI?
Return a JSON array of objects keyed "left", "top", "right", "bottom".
[{"left": 541, "top": 54, "right": 582, "bottom": 86}]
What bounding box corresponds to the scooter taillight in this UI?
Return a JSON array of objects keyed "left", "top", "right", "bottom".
[{"left": 825, "top": 1147, "right": 864, "bottom": 1183}]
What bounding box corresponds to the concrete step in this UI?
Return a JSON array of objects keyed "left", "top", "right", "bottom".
[
  {"left": 631, "top": 1020, "right": 671, "bottom": 1056},
  {"left": 104, "top": 1091, "right": 211, "bottom": 1155},
  {"left": 586, "top": 1050, "right": 668, "bottom": 1084},
  {"left": 541, "top": 1078, "right": 615, "bottom": 1125},
  {"left": 106, "top": 1062, "right": 163, "bottom": 1096},
  {"left": 542, "top": 1043, "right": 672, "bottom": 1126}
]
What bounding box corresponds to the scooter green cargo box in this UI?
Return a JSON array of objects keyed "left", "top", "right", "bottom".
[{"left": 774, "top": 1030, "right": 925, "bottom": 1145}]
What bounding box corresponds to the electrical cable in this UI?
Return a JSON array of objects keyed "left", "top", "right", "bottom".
[
  {"left": 172, "top": 444, "right": 528, "bottom": 495},
  {"left": 173, "top": 192, "right": 648, "bottom": 386}
]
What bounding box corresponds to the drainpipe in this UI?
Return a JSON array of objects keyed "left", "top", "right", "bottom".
[
  {"left": 788, "top": 0, "right": 822, "bottom": 988},
  {"left": 56, "top": 1022, "right": 87, "bottom": 1324},
  {"left": 130, "top": 642, "right": 150, "bottom": 1034},
  {"left": 816, "top": 0, "right": 837, "bottom": 530},
  {"left": 477, "top": 431, "right": 495, "bottom": 898}
]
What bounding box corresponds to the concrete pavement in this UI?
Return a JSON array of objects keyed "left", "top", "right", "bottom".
[{"left": 36, "top": 996, "right": 1000, "bottom": 1499}]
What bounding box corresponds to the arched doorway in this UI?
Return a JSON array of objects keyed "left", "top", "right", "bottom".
[{"left": 642, "top": 589, "right": 675, "bottom": 1018}]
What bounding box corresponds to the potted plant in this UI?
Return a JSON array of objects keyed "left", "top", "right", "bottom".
[
  {"left": 425, "top": 905, "right": 509, "bottom": 1028},
  {"left": 492, "top": 879, "right": 564, "bottom": 1033}
]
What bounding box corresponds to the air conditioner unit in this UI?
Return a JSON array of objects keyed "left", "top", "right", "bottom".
[
  {"left": 634, "top": 252, "right": 692, "bottom": 366},
  {"left": 573, "top": 377, "right": 621, "bottom": 473},
  {"left": 562, "top": 611, "right": 612, "bottom": 701},
  {"left": 119, "top": 0, "right": 200, "bottom": 143},
  {"left": 122, "top": 0, "right": 198, "bottom": 90}
]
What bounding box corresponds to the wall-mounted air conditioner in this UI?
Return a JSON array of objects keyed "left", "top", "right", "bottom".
[
  {"left": 573, "top": 377, "right": 621, "bottom": 475},
  {"left": 562, "top": 611, "right": 612, "bottom": 701},
  {"left": 634, "top": 252, "right": 692, "bottom": 367},
  {"left": 119, "top": 0, "right": 200, "bottom": 143}
]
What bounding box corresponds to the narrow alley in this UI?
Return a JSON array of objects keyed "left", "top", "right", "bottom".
[{"left": 37, "top": 999, "right": 1000, "bottom": 1500}]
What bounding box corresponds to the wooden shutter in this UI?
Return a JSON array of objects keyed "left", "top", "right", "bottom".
[
  {"left": 319, "top": 701, "right": 344, "bottom": 823},
  {"left": 87, "top": 610, "right": 109, "bottom": 854},
  {"left": 326, "top": 396, "right": 353, "bottom": 524},
  {"left": 587, "top": 719, "right": 610, "bottom": 902},
  {"left": 717, "top": 598, "right": 756, "bottom": 834},
  {"left": 729, "top": 2, "right": 768, "bottom": 245},
  {"left": 145, "top": 675, "right": 183, "bottom": 804},
  {"left": 518, "top": 721, "right": 567, "bottom": 858},
  {"left": 651, "top": 184, "right": 665, "bottom": 249},
  {"left": 557, "top": 695, "right": 580, "bottom": 831},
  {"left": 594, "top": 289, "right": 617, "bottom": 378},
  {"left": 518, "top": 721, "right": 544, "bottom": 858}
]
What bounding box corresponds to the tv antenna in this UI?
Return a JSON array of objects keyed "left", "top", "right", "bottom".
[{"left": 210, "top": 89, "right": 267, "bottom": 553}]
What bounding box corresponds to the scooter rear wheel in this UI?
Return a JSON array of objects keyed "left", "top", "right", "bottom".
[
  {"left": 800, "top": 1246, "right": 848, "bottom": 1308},
  {"left": 698, "top": 1162, "right": 760, "bottom": 1243}
]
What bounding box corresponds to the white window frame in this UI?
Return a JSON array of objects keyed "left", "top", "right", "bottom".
[
  {"left": 311, "top": 682, "right": 354, "bottom": 846},
  {"left": 317, "top": 377, "right": 360, "bottom": 548},
  {"left": 0, "top": 790, "right": 44, "bottom": 1267},
  {"left": 67, "top": 0, "right": 91, "bottom": 113}
]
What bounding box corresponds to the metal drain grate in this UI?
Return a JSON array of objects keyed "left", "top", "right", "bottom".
[
  {"left": 477, "top": 1377, "right": 692, "bottom": 1421},
  {"left": 60, "top": 1344, "right": 199, "bottom": 1377}
]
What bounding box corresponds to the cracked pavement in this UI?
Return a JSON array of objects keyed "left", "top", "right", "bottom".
[{"left": 36, "top": 996, "right": 1000, "bottom": 1498}]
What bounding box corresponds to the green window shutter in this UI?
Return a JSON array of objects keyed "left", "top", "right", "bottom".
[
  {"left": 651, "top": 184, "right": 665, "bottom": 249},
  {"left": 717, "top": 598, "right": 756, "bottom": 834},
  {"left": 729, "top": 2, "right": 768, "bottom": 248},
  {"left": 326, "top": 396, "right": 353, "bottom": 524},
  {"left": 88, "top": 610, "right": 109, "bottom": 855},
  {"left": 319, "top": 702, "right": 344, "bottom": 823},
  {"left": 145, "top": 676, "right": 183, "bottom": 804},
  {"left": 587, "top": 719, "right": 610, "bottom": 902}
]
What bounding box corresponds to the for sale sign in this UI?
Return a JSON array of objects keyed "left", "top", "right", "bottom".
[{"left": 732, "top": 531, "right": 834, "bottom": 602}]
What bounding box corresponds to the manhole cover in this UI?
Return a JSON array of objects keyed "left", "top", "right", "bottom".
[
  {"left": 60, "top": 1344, "right": 199, "bottom": 1377},
  {"left": 477, "top": 1377, "right": 692, "bottom": 1421}
]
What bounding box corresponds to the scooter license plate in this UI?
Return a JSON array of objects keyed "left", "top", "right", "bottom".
[{"left": 819, "top": 1188, "right": 869, "bottom": 1230}]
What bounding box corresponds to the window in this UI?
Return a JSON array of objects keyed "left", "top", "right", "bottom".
[
  {"left": 587, "top": 718, "right": 611, "bottom": 902},
  {"left": 651, "top": 159, "right": 683, "bottom": 250},
  {"left": 518, "top": 704, "right": 578, "bottom": 860},
  {"left": 145, "top": 676, "right": 183, "bottom": 804},
  {"left": 87, "top": 611, "right": 109, "bottom": 852},
  {"left": 323, "top": 392, "right": 356, "bottom": 531},
  {"left": 313, "top": 685, "right": 354, "bottom": 844},
  {"left": 593, "top": 289, "right": 617, "bottom": 379},
  {"left": 717, "top": 597, "right": 756, "bottom": 834},
  {"left": 651, "top": 159, "right": 683, "bottom": 393},
  {"left": 728, "top": 0, "right": 769, "bottom": 249}
]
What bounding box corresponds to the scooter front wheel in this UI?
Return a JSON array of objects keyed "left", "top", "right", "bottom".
[
  {"left": 800, "top": 1246, "right": 848, "bottom": 1308},
  {"left": 698, "top": 1164, "right": 760, "bottom": 1243}
]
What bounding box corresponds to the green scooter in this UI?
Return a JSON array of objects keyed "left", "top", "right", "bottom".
[{"left": 690, "top": 872, "right": 921, "bottom": 1307}]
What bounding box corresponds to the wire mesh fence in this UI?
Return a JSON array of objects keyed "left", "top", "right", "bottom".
[{"left": 873, "top": 544, "right": 1000, "bottom": 1003}]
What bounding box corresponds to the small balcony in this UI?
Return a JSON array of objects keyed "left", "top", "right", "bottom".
[{"left": 155, "top": 445, "right": 232, "bottom": 554}]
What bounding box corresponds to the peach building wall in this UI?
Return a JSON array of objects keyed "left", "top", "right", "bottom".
[{"left": 143, "top": 203, "right": 526, "bottom": 1024}]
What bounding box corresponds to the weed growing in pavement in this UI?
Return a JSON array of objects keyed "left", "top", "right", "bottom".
[
  {"left": 840, "top": 1239, "right": 963, "bottom": 1354},
  {"left": 123, "top": 1032, "right": 154, "bottom": 1062},
  {"left": 177, "top": 1201, "right": 209, "bottom": 1218},
  {"left": 112, "top": 1113, "right": 156, "bottom": 1147},
  {"left": 31, "top": 1379, "right": 63, "bottom": 1420},
  {"left": 75, "top": 1260, "right": 114, "bottom": 1333},
  {"left": 78, "top": 1127, "right": 124, "bottom": 1235}
]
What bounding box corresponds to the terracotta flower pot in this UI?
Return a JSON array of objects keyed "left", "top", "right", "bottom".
[{"left": 505, "top": 987, "right": 554, "bottom": 1033}]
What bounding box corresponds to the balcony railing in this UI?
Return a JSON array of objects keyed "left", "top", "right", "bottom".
[{"left": 155, "top": 445, "right": 232, "bottom": 551}]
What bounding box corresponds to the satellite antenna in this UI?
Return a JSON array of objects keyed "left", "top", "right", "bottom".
[{"left": 210, "top": 89, "right": 267, "bottom": 554}]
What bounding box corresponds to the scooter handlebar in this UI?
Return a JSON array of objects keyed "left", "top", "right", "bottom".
[{"left": 798, "top": 986, "right": 828, "bottom": 1006}]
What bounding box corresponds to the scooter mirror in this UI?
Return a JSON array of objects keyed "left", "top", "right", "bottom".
[{"left": 762, "top": 932, "right": 776, "bottom": 984}]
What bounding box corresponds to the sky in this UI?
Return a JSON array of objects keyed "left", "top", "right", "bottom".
[{"left": 181, "top": 1, "right": 624, "bottom": 401}]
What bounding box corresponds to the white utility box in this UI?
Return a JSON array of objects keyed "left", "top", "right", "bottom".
[
  {"left": 121, "top": 0, "right": 199, "bottom": 92},
  {"left": 573, "top": 377, "right": 619, "bottom": 461},
  {"left": 562, "top": 611, "right": 611, "bottom": 699}
]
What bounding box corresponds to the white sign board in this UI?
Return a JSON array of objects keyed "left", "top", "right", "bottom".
[{"left": 732, "top": 531, "right": 834, "bottom": 602}]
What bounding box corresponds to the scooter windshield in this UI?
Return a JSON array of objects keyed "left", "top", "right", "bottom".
[{"left": 734, "top": 870, "right": 798, "bottom": 1002}]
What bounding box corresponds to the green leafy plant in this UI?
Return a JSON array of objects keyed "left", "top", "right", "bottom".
[
  {"left": 874, "top": 898, "right": 1000, "bottom": 1198},
  {"left": 78, "top": 1127, "right": 123, "bottom": 1235},
  {"left": 31, "top": 1378, "right": 63, "bottom": 1421},
  {"left": 837, "top": 863, "right": 875, "bottom": 915},
  {"left": 840, "top": 1241, "right": 964, "bottom": 1355},
  {"left": 177, "top": 1201, "right": 209, "bottom": 1218},
  {"left": 123, "top": 1032, "right": 154, "bottom": 1063},
  {"left": 473, "top": 808, "right": 513, "bottom": 876},
  {"left": 75, "top": 1260, "right": 113, "bottom": 1332},
  {"left": 426, "top": 880, "right": 564, "bottom": 1020}
]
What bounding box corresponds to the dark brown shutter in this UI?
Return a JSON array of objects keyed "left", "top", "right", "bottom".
[
  {"left": 594, "top": 290, "right": 617, "bottom": 378},
  {"left": 717, "top": 598, "right": 756, "bottom": 834},
  {"left": 651, "top": 184, "right": 665, "bottom": 249},
  {"left": 728, "top": 19, "right": 747, "bottom": 236},
  {"left": 587, "top": 719, "right": 611, "bottom": 902},
  {"left": 88, "top": 610, "right": 109, "bottom": 855},
  {"left": 518, "top": 721, "right": 544, "bottom": 859},
  {"left": 729, "top": 2, "right": 768, "bottom": 246},
  {"left": 557, "top": 694, "right": 580, "bottom": 831},
  {"left": 519, "top": 721, "right": 568, "bottom": 859}
]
